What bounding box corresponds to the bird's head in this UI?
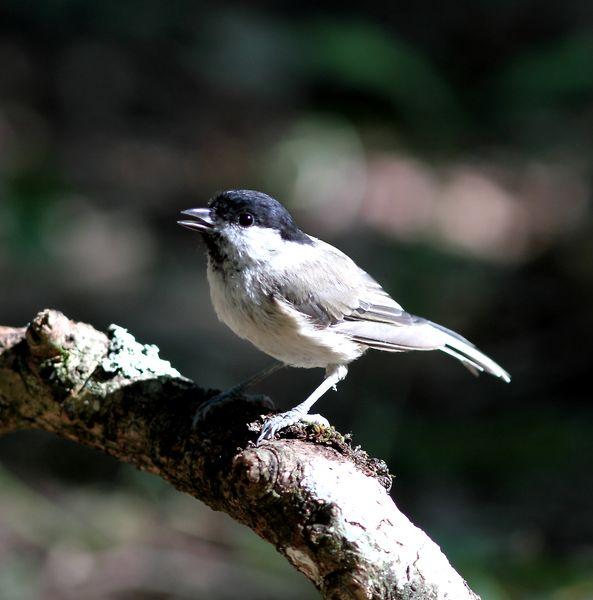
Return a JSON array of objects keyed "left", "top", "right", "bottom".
[{"left": 179, "top": 190, "right": 312, "bottom": 265}]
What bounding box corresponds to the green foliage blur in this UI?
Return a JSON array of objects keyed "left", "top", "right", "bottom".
[{"left": 1, "top": 2, "right": 592, "bottom": 598}]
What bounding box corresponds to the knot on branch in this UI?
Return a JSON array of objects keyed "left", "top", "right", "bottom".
[
  {"left": 233, "top": 447, "right": 280, "bottom": 498},
  {"left": 26, "top": 309, "right": 77, "bottom": 360}
]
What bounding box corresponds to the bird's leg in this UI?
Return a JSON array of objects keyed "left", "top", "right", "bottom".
[
  {"left": 193, "top": 362, "right": 285, "bottom": 427},
  {"left": 234, "top": 362, "right": 286, "bottom": 390},
  {"left": 257, "top": 364, "right": 348, "bottom": 444}
]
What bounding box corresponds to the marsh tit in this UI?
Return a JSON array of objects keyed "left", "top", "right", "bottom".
[{"left": 179, "top": 190, "right": 510, "bottom": 444}]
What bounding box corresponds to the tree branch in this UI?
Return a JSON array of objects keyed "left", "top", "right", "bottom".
[{"left": 0, "top": 309, "right": 479, "bottom": 600}]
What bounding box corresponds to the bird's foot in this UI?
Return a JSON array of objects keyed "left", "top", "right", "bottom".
[
  {"left": 193, "top": 388, "right": 274, "bottom": 428},
  {"left": 257, "top": 410, "right": 330, "bottom": 445}
]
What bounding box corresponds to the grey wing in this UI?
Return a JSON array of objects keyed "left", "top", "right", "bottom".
[
  {"left": 274, "top": 239, "right": 510, "bottom": 382},
  {"left": 273, "top": 239, "right": 410, "bottom": 329},
  {"left": 273, "top": 239, "right": 432, "bottom": 345}
]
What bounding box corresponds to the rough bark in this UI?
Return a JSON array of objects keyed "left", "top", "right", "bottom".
[{"left": 0, "top": 309, "right": 480, "bottom": 600}]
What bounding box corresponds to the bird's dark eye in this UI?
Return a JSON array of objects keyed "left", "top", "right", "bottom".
[{"left": 238, "top": 212, "right": 254, "bottom": 227}]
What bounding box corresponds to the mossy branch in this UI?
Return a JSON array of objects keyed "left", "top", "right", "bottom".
[{"left": 0, "top": 309, "right": 479, "bottom": 600}]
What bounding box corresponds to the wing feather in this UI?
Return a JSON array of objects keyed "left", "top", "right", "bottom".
[{"left": 273, "top": 238, "right": 411, "bottom": 328}]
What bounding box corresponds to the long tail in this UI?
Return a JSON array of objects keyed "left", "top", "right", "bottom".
[
  {"left": 336, "top": 317, "right": 511, "bottom": 383},
  {"left": 431, "top": 322, "right": 511, "bottom": 382}
]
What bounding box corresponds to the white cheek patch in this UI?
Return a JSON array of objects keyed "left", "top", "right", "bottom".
[{"left": 219, "top": 224, "right": 308, "bottom": 265}]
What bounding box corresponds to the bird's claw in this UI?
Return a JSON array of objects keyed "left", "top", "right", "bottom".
[{"left": 256, "top": 411, "right": 330, "bottom": 445}]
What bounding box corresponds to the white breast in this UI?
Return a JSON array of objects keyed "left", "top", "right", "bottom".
[{"left": 206, "top": 260, "right": 363, "bottom": 369}]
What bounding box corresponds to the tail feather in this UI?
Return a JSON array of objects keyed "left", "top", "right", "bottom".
[
  {"left": 440, "top": 332, "right": 511, "bottom": 383},
  {"left": 335, "top": 315, "right": 511, "bottom": 382},
  {"left": 440, "top": 346, "right": 484, "bottom": 377}
]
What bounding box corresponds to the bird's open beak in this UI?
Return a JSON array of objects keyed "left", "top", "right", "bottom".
[{"left": 178, "top": 208, "right": 214, "bottom": 233}]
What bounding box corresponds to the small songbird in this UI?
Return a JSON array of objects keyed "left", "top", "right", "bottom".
[{"left": 179, "top": 190, "right": 510, "bottom": 444}]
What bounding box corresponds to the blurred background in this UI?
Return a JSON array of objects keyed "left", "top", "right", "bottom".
[{"left": 0, "top": 1, "right": 592, "bottom": 598}]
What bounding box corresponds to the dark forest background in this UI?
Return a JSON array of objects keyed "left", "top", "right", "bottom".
[{"left": 0, "top": 2, "right": 592, "bottom": 598}]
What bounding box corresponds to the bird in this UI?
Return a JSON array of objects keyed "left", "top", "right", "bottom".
[{"left": 178, "top": 189, "right": 510, "bottom": 444}]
